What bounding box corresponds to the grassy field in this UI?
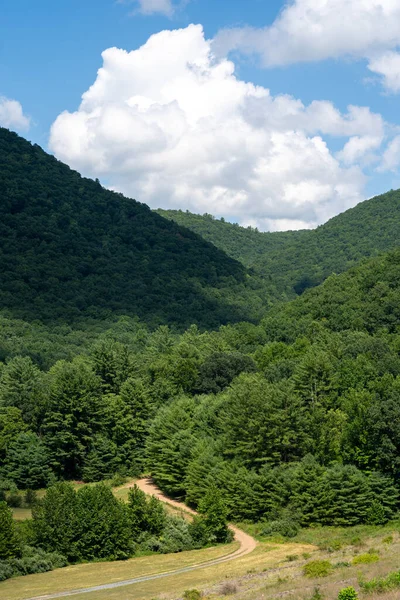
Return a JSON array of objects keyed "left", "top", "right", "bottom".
[
  {"left": 6, "top": 481, "right": 400, "bottom": 600},
  {"left": 69, "top": 528, "right": 400, "bottom": 600},
  {"left": 0, "top": 543, "right": 240, "bottom": 600}
]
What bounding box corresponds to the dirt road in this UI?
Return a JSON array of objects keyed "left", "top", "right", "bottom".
[
  {"left": 26, "top": 479, "right": 256, "bottom": 600},
  {"left": 135, "top": 477, "right": 257, "bottom": 560}
]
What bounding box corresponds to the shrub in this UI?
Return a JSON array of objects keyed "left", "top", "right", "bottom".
[
  {"left": 0, "top": 560, "right": 13, "bottom": 581},
  {"left": 352, "top": 553, "right": 379, "bottom": 565},
  {"left": 261, "top": 518, "right": 300, "bottom": 538},
  {"left": 110, "top": 473, "right": 127, "bottom": 487},
  {"left": 220, "top": 582, "right": 238, "bottom": 595},
  {"left": 0, "top": 547, "right": 67, "bottom": 582},
  {"left": 337, "top": 587, "right": 358, "bottom": 600},
  {"left": 360, "top": 570, "right": 400, "bottom": 594},
  {"left": 382, "top": 535, "right": 393, "bottom": 544},
  {"left": 24, "top": 489, "right": 38, "bottom": 507},
  {"left": 286, "top": 554, "right": 299, "bottom": 562},
  {"left": 7, "top": 493, "right": 22, "bottom": 508},
  {"left": 303, "top": 560, "right": 333, "bottom": 578},
  {"left": 155, "top": 516, "right": 194, "bottom": 554},
  {"left": 183, "top": 590, "right": 202, "bottom": 600}
]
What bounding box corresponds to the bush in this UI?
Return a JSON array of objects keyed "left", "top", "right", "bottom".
[
  {"left": 352, "top": 553, "right": 379, "bottom": 565},
  {"left": 303, "top": 560, "right": 333, "bottom": 578},
  {"left": 286, "top": 554, "right": 299, "bottom": 562},
  {"left": 309, "top": 588, "right": 324, "bottom": 600},
  {"left": 183, "top": 590, "right": 202, "bottom": 600},
  {"left": 7, "top": 493, "right": 22, "bottom": 508},
  {"left": 152, "top": 516, "right": 195, "bottom": 554},
  {"left": 24, "top": 489, "right": 38, "bottom": 507},
  {"left": 337, "top": 587, "right": 358, "bottom": 600},
  {"left": 0, "top": 560, "right": 13, "bottom": 581},
  {"left": 0, "top": 547, "right": 67, "bottom": 582},
  {"left": 382, "top": 535, "right": 393, "bottom": 544},
  {"left": 110, "top": 473, "right": 127, "bottom": 487},
  {"left": 220, "top": 582, "right": 238, "bottom": 595},
  {"left": 261, "top": 518, "right": 300, "bottom": 538},
  {"left": 360, "top": 570, "right": 400, "bottom": 594}
]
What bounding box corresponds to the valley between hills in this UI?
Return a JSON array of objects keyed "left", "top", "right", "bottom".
[{"left": 1, "top": 128, "right": 400, "bottom": 600}]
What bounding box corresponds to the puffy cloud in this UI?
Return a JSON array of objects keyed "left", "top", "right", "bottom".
[
  {"left": 368, "top": 51, "right": 400, "bottom": 92},
  {"left": 50, "top": 25, "right": 385, "bottom": 231},
  {"left": 214, "top": 0, "right": 400, "bottom": 93},
  {"left": 378, "top": 135, "right": 400, "bottom": 171},
  {"left": 337, "top": 135, "right": 383, "bottom": 165},
  {"left": 0, "top": 96, "right": 30, "bottom": 131},
  {"left": 214, "top": 0, "right": 400, "bottom": 66}
]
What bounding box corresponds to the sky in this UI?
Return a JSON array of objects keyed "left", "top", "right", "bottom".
[{"left": 2, "top": 0, "right": 400, "bottom": 231}]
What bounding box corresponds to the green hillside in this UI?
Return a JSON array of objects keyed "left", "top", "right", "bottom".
[
  {"left": 157, "top": 189, "right": 400, "bottom": 296},
  {"left": 0, "top": 128, "right": 268, "bottom": 329},
  {"left": 155, "top": 209, "right": 304, "bottom": 267}
]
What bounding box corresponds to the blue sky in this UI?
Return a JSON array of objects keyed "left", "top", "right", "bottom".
[{"left": 2, "top": 0, "right": 400, "bottom": 230}]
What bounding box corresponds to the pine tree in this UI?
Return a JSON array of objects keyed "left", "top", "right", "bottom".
[
  {"left": 0, "top": 501, "right": 21, "bottom": 559},
  {"left": 198, "top": 486, "right": 230, "bottom": 543}
]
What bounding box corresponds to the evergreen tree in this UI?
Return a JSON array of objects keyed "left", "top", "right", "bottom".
[
  {"left": 0, "top": 356, "right": 43, "bottom": 425},
  {"left": 32, "top": 482, "right": 80, "bottom": 562},
  {"left": 82, "top": 435, "right": 119, "bottom": 482},
  {"left": 128, "top": 484, "right": 149, "bottom": 537},
  {"left": 75, "top": 484, "right": 133, "bottom": 561},
  {"left": 0, "top": 501, "right": 21, "bottom": 559},
  {"left": 41, "top": 358, "right": 104, "bottom": 478},
  {"left": 3, "top": 431, "right": 54, "bottom": 489},
  {"left": 198, "top": 486, "right": 230, "bottom": 543}
]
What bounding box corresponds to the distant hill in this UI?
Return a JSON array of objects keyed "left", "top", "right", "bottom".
[
  {"left": 262, "top": 247, "right": 400, "bottom": 342},
  {"left": 155, "top": 209, "right": 305, "bottom": 267},
  {"left": 157, "top": 189, "right": 400, "bottom": 297},
  {"left": 0, "top": 128, "right": 268, "bottom": 329}
]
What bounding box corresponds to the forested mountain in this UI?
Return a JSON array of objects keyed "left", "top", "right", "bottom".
[
  {"left": 155, "top": 209, "right": 304, "bottom": 268},
  {"left": 0, "top": 128, "right": 267, "bottom": 329},
  {"left": 157, "top": 189, "right": 400, "bottom": 297},
  {"left": 2, "top": 248, "right": 400, "bottom": 533}
]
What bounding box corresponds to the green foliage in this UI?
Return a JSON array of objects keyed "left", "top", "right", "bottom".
[
  {"left": 352, "top": 553, "right": 379, "bottom": 565},
  {"left": 359, "top": 570, "right": 400, "bottom": 594},
  {"left": 183, "top": 590, "right": 202, "bottom": 600},
  {"left": 0, "top": 128, "right": 267, "bottom": 330},
  {"left": 0, "top": 501, "right": 21, "bottom": 559},
  {"left": 261, "top": 519, "right": 300, "bottom": 539},
  {"left": 303, "top": 560, "right": 333, "bottom": 578},
  {"left": 158, "top": 189, "right": 400, "bottom": 303},
  {"left": 2, "top": 432, "right": 54, "bottom": 489},
  {"left": 337, "top": 588, "right": 358, "bottom": 600},
  {"left": 0, "top": 546, "right": 67, "bottom": 582},
  {"left": 197, "top": 486, "right": 231, "bottom": 544}
]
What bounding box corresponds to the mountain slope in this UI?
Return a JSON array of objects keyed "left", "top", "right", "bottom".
[
  {"left": 0, "top": 128, "right": 267, "bottom": 329},
  {"left": 157, "top": 189, "right": 400, "bottom": 297},
  {"left": 262, "top": 247, "right": 400, "bottom": 342},
  {"left": 155, "top": 209, "right": 305, "bottom": 268}
]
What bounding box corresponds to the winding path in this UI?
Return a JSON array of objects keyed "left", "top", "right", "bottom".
[{"left": 26, "top": 478, "right": 257, "bottom": 600}]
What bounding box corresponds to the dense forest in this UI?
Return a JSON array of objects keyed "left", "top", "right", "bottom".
[
  {"left": 158, "top": 188, "right": 400, "bottom": 296},
  {"left": 1, "top": 127, "right": 400, "bottom": 583},
  {"left": 0, "top": 128, "right": 269, "bottom": 330},
  {"left": 1, "top": 250, "right": 400, "bottom": 527}
]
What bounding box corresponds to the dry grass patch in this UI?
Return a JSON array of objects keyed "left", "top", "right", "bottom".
[{"left": 0, "top": 543, "right": 239, "bottom": 600}]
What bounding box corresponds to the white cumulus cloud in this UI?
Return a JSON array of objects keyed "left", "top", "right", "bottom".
[
  {"left": 213, "top": 0, "right": 400, "bottom": 93},
  {"left": 50, "top": 25, "right": 386, "bottom": 231},
  {"left": 368, "top": 51, "right": 400, "bottom": 92},
  {"left": 0, "top": 96, "right": 30, "bottom": 131}
]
